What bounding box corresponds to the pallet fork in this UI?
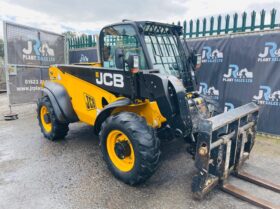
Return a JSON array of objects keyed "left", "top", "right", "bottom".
[{"left": 192, "top": 102, "right": 280, "bottom": 208}]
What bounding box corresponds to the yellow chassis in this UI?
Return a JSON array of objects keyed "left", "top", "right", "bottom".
[{"left": 47, "top": 66, "right": 166, "bottom": 128}]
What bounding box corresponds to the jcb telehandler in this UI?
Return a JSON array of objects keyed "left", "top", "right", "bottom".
[{"left": 37, "top": 21, "right": 261, "bottom": 200}]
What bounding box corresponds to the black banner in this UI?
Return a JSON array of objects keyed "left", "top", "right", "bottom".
[
  {"left": 4, "top": 22, "right": 65, "bottom": 104},
  {"left": 187, "top": 32, "right": 280, "bottom": 135},
  {"left": 69, "top": 48, "right": 98, "bottom": 64},
  {"left": 8, "top": 66, "right": 49, "bottom": 104},
  {"left": 6, "top": 23, "right": 65, "bottom": 66}
]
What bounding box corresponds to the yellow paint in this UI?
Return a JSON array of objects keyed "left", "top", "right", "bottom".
[
  {"left": 194, "top": 97, "right": 203, "bottom": 105},
  {"left": 49, "top": 66, "right": 117, "bottom": 125},
  {"left": 74, "top": 62, "right": 102, "bottom": 67},
  {"left": 40, "top": 105, "right": 52, "bottom": 133},
  {"left": 113, "top": 100, "right": 166, "bottom": 128},
  {"left": 48, "top": 66, "right": 166, "bottom": 128},
  {"left": 89, "top": 62, "right": 102, "bottom": 67},
  {"left": 186, "top": 93, "right": 193, "bottom": 98},
  {"left": 106, "top": 130, "right": 135, "bottom": 172}
]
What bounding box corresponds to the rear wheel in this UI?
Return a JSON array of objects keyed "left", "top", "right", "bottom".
[
  {"left": 37, "top": 96, "right": 69, "bottom": 140},
  {"left": 100, "top": 112, "right": 160, "bottom": 185}
]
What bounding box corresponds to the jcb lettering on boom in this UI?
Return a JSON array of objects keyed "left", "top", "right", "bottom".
[{"left": 96, "top": 72, "right": 124, "bottom": 88}]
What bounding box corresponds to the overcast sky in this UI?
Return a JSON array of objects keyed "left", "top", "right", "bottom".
[{"left": 0, "top": 0, "right": 279, "bottom": 37}]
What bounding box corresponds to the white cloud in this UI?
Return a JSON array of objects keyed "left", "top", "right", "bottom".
[
  {"left": 0, "top": 0, "right": 279, "bottom": 37},
  {"left": 184, "top": 0, "right": 279, "bottom": 18},
  {"left": 0, "top": 1, "right": 68, "bottom": 37}
]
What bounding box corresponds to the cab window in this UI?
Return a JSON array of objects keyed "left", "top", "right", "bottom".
[{"left": 102, "top": 25, "right": 147, "bottom": 70}]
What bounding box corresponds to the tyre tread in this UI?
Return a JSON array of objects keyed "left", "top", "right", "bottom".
[
  {"left": 100, "top": 112, "right": 160, "bottom": 185},
  {"left": 37, "top": 96, "right": 69, "bottom": 141}
]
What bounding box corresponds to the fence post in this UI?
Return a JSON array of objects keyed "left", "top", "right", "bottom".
[
  {"left": 79, "top": 37, "right": 81, "bottom": 48},
  {"left": 210, "top": 16, "right": 214, "bottom": 35},
  {"left": 83, "top": 36, "right": 85, "bottom": 48},
  {"left": 89, "top": 35, "right": 92, "bottom": 47},
  {"left": 83, "top": 36, "right": 86, "bottom": 48},
  {"left": 84, "top": 36, "right": 86, "bottom": 48},
  {"left": 196, "top": 19, "right": 200, "bottom": 37},
  {"left": 202, "top": 18, "right": 207, "bottom": 36},
  {"left": 242, "top": 12, "right": 247, "bottom": 32},
  {"left": 270, "top": 8, "right": 276, "bottom": 29},
  {"left": 82, "top": 36, "right": 85, "bottom": 48},
  {"left": 183, "top": 20, "right": 187, "bottom": 39},
  {"left": 189, "top": 20, "right": 193, "bottom": 38},
  {"left": 225, "top": 14, "right": 230, "bottom": 34},
  {"left": 260, "top": 9, "right": 265, "bottom": 30},
  {"left": 233, "top": 13, "right": 238, "bottom": 32},
  {"left": 217, "top": 15, "right": 222, "bottom": 35},
  {"left": 251, "top": 10, "right": 256, "bottom": 31}
]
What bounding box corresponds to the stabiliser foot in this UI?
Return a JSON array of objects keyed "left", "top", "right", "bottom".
[
  {"left": 4, "top": 113, "right": 18, "bottom": 121},
  {"left": 3, "top": 106, "right": 18, "bottom": 121}
]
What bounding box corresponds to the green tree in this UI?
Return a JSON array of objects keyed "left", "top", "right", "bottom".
[{"left": 62, "top": 31, "right": 77, "bottom": 39}]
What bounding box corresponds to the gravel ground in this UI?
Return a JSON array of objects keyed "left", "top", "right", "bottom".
[{"left": 0, "top": 93, "right": 279, "bottom": 209}]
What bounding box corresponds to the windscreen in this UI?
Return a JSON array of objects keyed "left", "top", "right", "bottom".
[
  {"left": 143, "top": 24, "right": 184, "bottom": 77},
  {"left": 101, "top": 24, "right": 147, "bottom": 70}
]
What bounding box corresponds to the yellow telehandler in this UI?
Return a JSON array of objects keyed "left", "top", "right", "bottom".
[{"left": 37, "top": 21, "right": 279, "bottom": 207}]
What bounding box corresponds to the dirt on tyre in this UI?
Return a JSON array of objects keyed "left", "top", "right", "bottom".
[
  {"left": 99, "top": 112, "right": 160, "bottom": 185},
  {"left": 37, "top": 96, "right": 69, "bottom": 141}
]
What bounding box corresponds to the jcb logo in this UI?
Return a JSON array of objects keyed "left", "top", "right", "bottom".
[
  {"left": 95, "top": 72, "right": 124, "bottom": 88},
  {"left": 84, "top": 93, "right": 96, "bottom": 110}
]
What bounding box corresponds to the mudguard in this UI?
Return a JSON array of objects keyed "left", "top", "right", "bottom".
[
  {"left": 94, "top": 98, "right": 131, "bottom": 133},
  {"left": 42, "top": 81, "right": 79, "bottom": 123}
]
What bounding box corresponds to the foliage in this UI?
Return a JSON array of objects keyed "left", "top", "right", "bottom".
[{"left": 62, "top": 31, "right": 77, "bottom": 38}]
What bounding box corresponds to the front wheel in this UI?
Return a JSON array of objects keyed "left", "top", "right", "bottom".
[
  {"left": 99, "top": 112, "right": 160, "bottom": 185},
  {"left": 37, "top": 96, "right": 69, "bottom": 141}
]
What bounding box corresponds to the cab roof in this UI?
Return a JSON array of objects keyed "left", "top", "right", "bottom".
[{"left": 101, "top": 20, "right": 183, "bottom": 36}]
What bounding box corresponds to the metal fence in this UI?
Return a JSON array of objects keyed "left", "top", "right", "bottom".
[
  {"left": 68, "top": 35, "right": 97, "bottom": 49},
  {"left": 3, "top": 21, "right": 66, "bottom": 105},
  {"left": 0, "top": 38, "right": 5, "bottom": 91},
  {"left": 0, "top": 57, "right": 5, "bottom": 91},
  {"left": 67, "top": 9, "right": 279, "bottom": 48},
  {"left": 176, "top": 8, "right": 279, "bottom": 38}
]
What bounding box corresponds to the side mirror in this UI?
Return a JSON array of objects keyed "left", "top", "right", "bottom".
[
  {"left": 115, "top": 48, "right": 124, "bottom": 69},
  {"left": 126, "top": 54, "right": 140, "bottom": 74}
]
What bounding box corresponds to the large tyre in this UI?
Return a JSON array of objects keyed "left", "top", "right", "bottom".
[
  {"left": 100, "top": 112, "right": 160, "bottom": 185},
  {"left": 37, "top": 96, "right": 69, "bottom": 141}
]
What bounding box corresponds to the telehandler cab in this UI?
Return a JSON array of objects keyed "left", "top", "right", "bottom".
[{"left": 37, "top": 21, "right": 262, "bottom": 200}]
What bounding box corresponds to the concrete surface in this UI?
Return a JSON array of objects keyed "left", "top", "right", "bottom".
[{"left": 0, "top": 93, "right": 279, "bottom": 209}]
